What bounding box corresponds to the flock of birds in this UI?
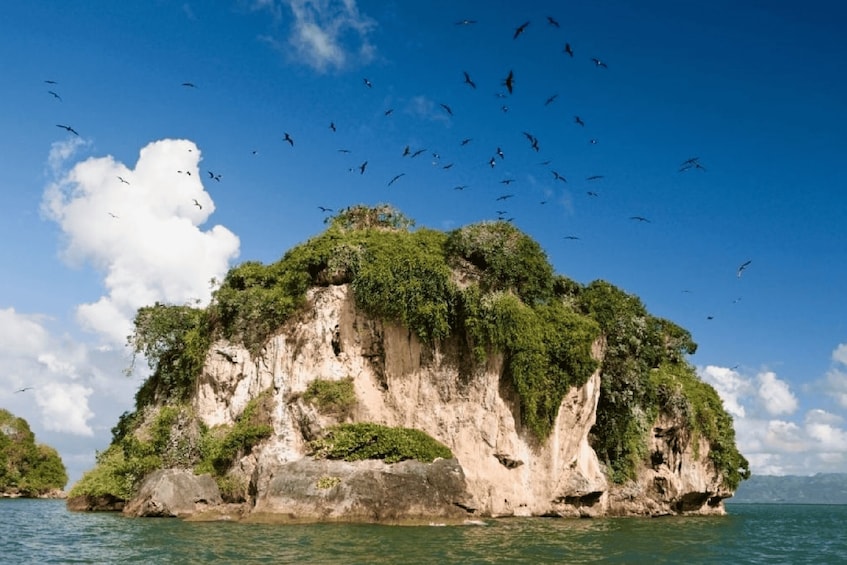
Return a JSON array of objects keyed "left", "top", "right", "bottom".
[{"left": 39, "top": 11, "right": 754, "bottom": 349}]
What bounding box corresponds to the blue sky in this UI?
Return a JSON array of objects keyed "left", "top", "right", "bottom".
[{"left": 2, "top": 0, "right": 846, "bottom": 484}]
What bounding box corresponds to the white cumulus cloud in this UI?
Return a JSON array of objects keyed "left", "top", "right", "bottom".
[
  {"left": 698, "top": 364, "right": 751, "bottom": 418},
  {"left": 757, "top": 371, "right": 798, "bottom": 416},
  {"left": 35, "top": 382, "right": 95, "bottom": 436},
  {"left": 41, "top": 138, "right": 240, "bottom": 345},
  {"left": 825, "top": 342, "right": 847, "bottom": 409}
]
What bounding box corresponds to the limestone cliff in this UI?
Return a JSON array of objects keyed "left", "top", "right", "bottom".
[
  {"left": 190, "top": 284, "right": 729, "bottom": 519},
  {"left": 69, "top": 207, "right": 747, "bottom": 521}
]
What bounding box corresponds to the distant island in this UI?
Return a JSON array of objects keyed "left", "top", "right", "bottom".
[
  {"left": 731, "top": 474, "right": 847, "bottom": 505},
  {"left": 0, "top": 408, "right": 68, "bottom": 498}
]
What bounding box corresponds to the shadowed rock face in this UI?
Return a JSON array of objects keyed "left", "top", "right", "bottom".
[
  {"left": 123, "top": 284, "right": 732, "bottom": 521},
  {"left": 124, "top": 469, "right": 221, "bottom": 518},
  {"left": 251, "top": 457, "right": 474, "bottom": 523}
]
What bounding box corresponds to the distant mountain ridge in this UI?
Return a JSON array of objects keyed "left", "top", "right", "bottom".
[{"left": 731, "top": 473, "right": 847, "bottom": 505}]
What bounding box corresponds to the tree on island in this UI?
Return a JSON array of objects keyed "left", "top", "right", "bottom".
[{"left": 0, "top": 408, "right": 68, "bottom": 496}]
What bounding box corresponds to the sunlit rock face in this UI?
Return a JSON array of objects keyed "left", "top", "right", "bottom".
[{"left": 185, "top": 284, "right": 730, "bottom": 521}]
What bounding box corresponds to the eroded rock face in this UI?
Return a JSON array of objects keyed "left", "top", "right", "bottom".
[
  {"left": 180, "top": 284, "right": 730, "bottom": 521},
  {"left": 250, "top": 457, "right": 473, "bottom": 523},
  {"left": 123, "top": 469, "right": 221, "bottom": 518}
]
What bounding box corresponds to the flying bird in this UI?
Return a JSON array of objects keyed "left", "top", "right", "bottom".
[
  {"left": 453, "top": 185, "right": 468, "bottom": 191},
  {"left": 117, "top": 176, "right": 129, "bottom": 185},
  {"left": 107, "top": 212, "right": 119, "bottom": 219},
  {"left": 591, "top": 57, "right": 608, "bottom": 68},
  {"left": 586, "top": 191, "right": 599, "bottom": 197},
  {"left": 363, "top": 78, "right": 373, "bottom": 88},
  {"left": 513, "top": 21, "right": 530, "bottom": 39},
  {"left": 544, "top": 94, "right": 558, "bottom": 106},
  {"left": 496, "top": 147, "right": 504, "bottom": 159},
  {"left": 564, "top": 235, "right": 580, "bottom": 240},
  {"left": 283, "top": 133, "right": 294, "bottom": 146},
  {"left": 318, "top": 206, "right": 333, "bottom": 213},
  {"left": 388, "top": 173, "right": 406, "bottom": 186},
  {"left": 402, "top": 145, "right": 411, "bottom": 156},
  {"left": 552, "top": 171, "right": 567, "bottom": 182},
  {"left": 329, "top": 122, "right": 336, "bottom": 132},
  {"left": 564, "top": 43, "right": 574, "bottom": 57},
  {"left": 208, "top": 171, "right": 222, "bottom": 181},
  {"left": 574, "top": 115, "right": 585, "bottom": 127},
  {"left": 489, "top": 157, "right": 497, "bottom": 168},
  {"left": 463, "top": 71, "right": 476, "bottom": 89},
  {"left": 193, "top": 199, "right": 202, "bottom": 209},
  {"left": 337, "top": 148, "right": 351, "bottom": 153},
  {"left": 502, "top": 70, "right": 514, "bottom": 94},
  {"left": 455, "top": 19, "right": 477, "bottom": 25},
  {"left": 48, "top": 90, "right": 61, "bottom": 101},
  {"left": 384, "top": 108, "right": 394, "bottom": 116},
  {"left": 44, "top": 80, "right": 57, "bottom": 84},
  {"left": 629, "top": 216, "right": 650, "bottom": 222},
  {"left": 496, "top": 194, "right": 514, "bottom": 201},
  {"left": 442, "top": 163, "right": 454, "bottom": 170},
  {"left": 586, "top": 175, "right": 604, "bottom": 181},
  {"left": 500, "top": 179, "right": 515, "bottom": 185},
  {"left": 547, "top": 16, "right": 560, "bottom": 27},
  {"left": 461, "top": 138, "right": 472, "bottom": 146},
  {"left": 411, "top": 148, "right": 426, "bottom": 158},
  {"left": 737, "top": 260, "right": 752, "bottom": 278},
  {"left": 181, "top": 82, "right": 197, "bottom": 88},
  {"left": 439, "top": 103, "right": 453, "bottom": 116},
  {"left": 15, "top": 387, "right": 33, "bottom": 393},
  {"left": 56, "top": 124, "right": 79, "bottom": 135},
  {"left": 358, "top": 161, "right": 368, "bottom": 174}
]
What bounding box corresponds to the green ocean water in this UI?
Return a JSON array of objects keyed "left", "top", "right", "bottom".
[{"left": 2, "top": 500, "right": 845, "bottom": 564}]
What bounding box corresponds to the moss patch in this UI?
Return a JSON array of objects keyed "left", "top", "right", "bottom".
[{"left": 308, "top": 423, "right": 453, "bottom": 463}]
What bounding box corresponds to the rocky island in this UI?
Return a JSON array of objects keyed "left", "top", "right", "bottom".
[
  {"left": 68, "top": 205, "right": 749, "bottom": 522},
  {"left": 0, "top": 408, "right": 68, "bottom": 499}
]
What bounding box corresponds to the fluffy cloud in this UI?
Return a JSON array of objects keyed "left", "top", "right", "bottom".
[
  {"left": 41, "top": 138, "right": 240, "bottom": 345},
  {"left": 698, "top": 363, "right": 847, "bottom": 475},
  {"left": 35, "top": 383, "right": 95, "bottom": 436},
  {"left": 756, "top": 371, "right": 798, "bottom": 416},
  {"left": 258, "top": 0, "right": 376, "bottom": 71}
]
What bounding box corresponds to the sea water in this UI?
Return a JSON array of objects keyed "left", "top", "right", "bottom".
[{"left": 2, "top": 500, "right": 845, "bottom": 564}]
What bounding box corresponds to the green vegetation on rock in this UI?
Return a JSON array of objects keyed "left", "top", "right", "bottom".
[
  {"left": 302, "top": 378, "right": 357, "bottom": 417},
  {"left": 105, "top": 204, "right": 747, "bottom": 496},
  {"left": 0, "top": 409, "right": 67, "bottom": 496},
  {"left": 308, "top": 423, "right": 453, "bottom": 463}
]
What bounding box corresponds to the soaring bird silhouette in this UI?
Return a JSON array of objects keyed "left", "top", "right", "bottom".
[
  {"left": 44, "top": 80, "right": 57, "bottom": 84},
  {"left": 586, "top": 175, "right": 604, "bottom": 181},
  {"left": 629, "top": 216, "right": 650, "bottom": 222},
  {"left": 564, "top": 235, "right": 580, "bottom": 240},
  {"left": 547, "top": 16, "right": 560, "bottom": 27},
  {"left": 329, "top": 122, "right": 336, "bottom": 132},
  {"left": 586, "top": 191, "right": 599, "bottom": 197},
  {"left": 463, "top": 71, "right": 476, "bottom": 89},
  {"left": 15, "top": 387, "right": 33, "bottom": 393},
  {"left": 358, "top": 161, "right": 368, "bottom": 174},
  {"left": 411, "top": 148, "right": 427, "bottom": 158},
  {"left": 117, "top": 176, "right": 129, "bottom": 185},
  {"left": 181, "top": 82, "right": 197, "bottom": 88},
  {"left": 363, "top": 78, "right": 373, "bottom": 88},
  {"left": 513, "top": 21, "right": 530, "bottom": 39},
  {"left": 388, "top": 173, "right": 405, "bottom": 186},
  {"left": 440, "top": 103, "right": 453, "bottom": 116},
  {"left": 496, "top": 147, "right": 504, "bottom": 159},
  {"left": 461, "top": 138, "right": 472, "bottom": 146},
  {"left": 56, "top": 124, "right": 79, "bottom": 135},
  {"left": 552, "top": 171, "right": 567, "bottom": 182},
  {"left": 318, "top": 206, "right": 333, "bottom": 213},
  {"left": 564, "top": 43, "right": 574, "bottom": 57},
  {"left": 384, "top": 108, "right": 394, "bottom": 116},
  {"left": 502, "top": 70, "right": 514, "bottom": 94},
  {"left": 193, "top": 199, "right": 202, "bottom": 209},
  {"left": 208, "top": 171, "right": 222, "bottom": 181},
  {"left": 453, "top": 185, "right": 468, "bottom": 191},
  {"left": 574, "top": 115, "right": 585, "bottom": 127},
  {"left": 500, "top": 179, "right": 516, "bottom": 185},
  {"left": 283, "top": 133, "right": 294, "bottom": 147},
  {"left": 402, "top": 145, "right": 411, "bottom": 157},
  {"left": 496, "top": 194, "right": 514, "bottom": 201},
  {"left": 108, "top": 212, "right": 119, "bottom": 219},
  {"left": 737, "top": 260, "right": 752, "bottom": 278},
  {"left": 544, "top": 94, "right": 558, "bottom": 106},
  {"left": 455, "top": 19, "right": 477, "bottom": 25},
  {"left": 591, "top": 57, "right": 608, "bottom": 68},
  {"left": 489, "top": 157, "right": 497, "bottom": 168},
  {"left": 48, "top": 90, "right": 61, "bottom": 101}
]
